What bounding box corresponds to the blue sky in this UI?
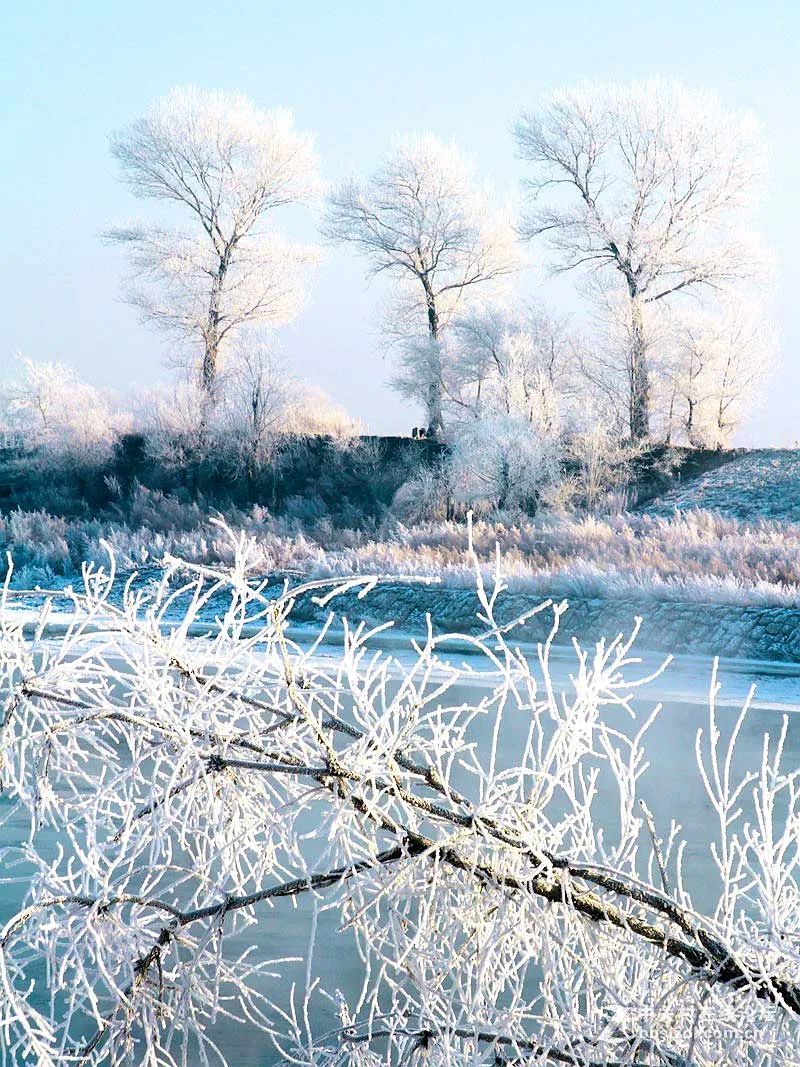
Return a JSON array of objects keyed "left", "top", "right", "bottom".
[{"left": 2, "top": 0, "right": 798, "bottom": 441}]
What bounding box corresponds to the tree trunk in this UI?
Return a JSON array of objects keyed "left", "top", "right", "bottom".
[
  {"left": 424, "top": 285, "right": 445, "bottom": 439},
  {"left": 628, "top": 295, "right": 650, "bottom": 442},
  {"left": 202, "top": 254, "right": 230, "bottom": 397},
  {"left": 686, "top": 397, "right": 698, "bottom": 446},
  {"left": 201, "top": 334, "right": 219, "bottom": 395},
  {"left": 498, "top": 456, "right": 511, "bottom": 510},
  {"left": 426, "top": 378, "right": 444, "bottom": 439},
  {"left": 202, "top": 281, "right": 222, "bottom": 395},
  {"left": 665, "top": 385, "right": 676, "bottom": 446}
]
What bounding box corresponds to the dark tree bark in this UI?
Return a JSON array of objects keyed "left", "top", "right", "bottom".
[
  {"left": 422, "top": 277, "right": 445, "bottom": 438},
  {"left": 628, "top": 295, "right": 650, "bottom": 442}
]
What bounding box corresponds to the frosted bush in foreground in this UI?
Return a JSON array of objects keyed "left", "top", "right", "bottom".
[{"left": 1, "top": 528, "right": 800, "bottom": 1065}]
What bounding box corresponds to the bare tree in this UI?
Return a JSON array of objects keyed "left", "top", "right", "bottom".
[
  {"left": 106, "top": 87, "right": 320, "bottom": 398},
  {"left": 219, "top": 343, "right": 291, "bottom": 476},
  {"left": 324, "top": 136, "right": 522, "bottom": 436},
  {"left": 662, "top": 302, "right": 774, "bottom": 448},
  {"left": 450, "top": 303, "right": 581, "bottom": 429},
  {"left": 515, "top": 81, "right": 763, "bottom": 441}
]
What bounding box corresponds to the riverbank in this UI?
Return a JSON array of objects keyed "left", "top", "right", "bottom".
[{"left": 283, "top": 581, "right": 800, "bottom": 664}]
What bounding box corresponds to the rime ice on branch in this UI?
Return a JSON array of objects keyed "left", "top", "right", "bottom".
[{"left": 1, "top": 527, "right": 800, "bottom": 1066}]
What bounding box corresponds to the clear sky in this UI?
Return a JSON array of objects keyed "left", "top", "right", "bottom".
[{"left": 2, "top": 0, "right": 798, "bottom": 442}]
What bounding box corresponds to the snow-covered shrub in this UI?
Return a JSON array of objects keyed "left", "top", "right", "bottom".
[
  {"left": 281, "top": 491, "right": 330, "bottom": 524},
  {"left": 4, "top": 509, "right": 70, "bottom": 572},
  {"left": 8, "top": 493, "right": 800, "bottom": 608},
  {"left": 135, "top": 378, "right": 212, "bottom": 469},
  {"left": 391, "top": 465, "right": 450, "bottom": 523},
  {"left": 135, "top": 366, "right": 361, "bottom": 480},
  {"left": 215, "top": 345, "right": 289, "bottom": 476},
  {"left": 284, "top": 382, "right": 363, "bottom": 438},
  {"left": 1, "top": 355, "right": 123, "bottom": 472},
  {"left": 122, "top": 484, "right": 206, "bottom": 533},
  {"left": 564, "top": 421, "right": 641, "bottom": 513},
  {"left": 450, "top": 414, "right": 559, "bottom": 512}
]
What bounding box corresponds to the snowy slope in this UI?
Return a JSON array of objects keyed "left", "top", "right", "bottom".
[{"left": 643, "top": 450, "right": 800, "bottom": 521}]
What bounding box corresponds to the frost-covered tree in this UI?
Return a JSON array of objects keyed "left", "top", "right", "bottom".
[
  {"left": 451, "top": 303, "right": 580, "bottom": 429},
  {"left": 324, "top": 136, "right": 521, "bottom": 436},
  {"left": 515, "top": 81, "right": 764, "bottom": 442},
  {"left": 710, "top": 306, "right": 774, "bottom": 446},
  {"left": 4, "top": 538, "right": 800, "bottom": 1065},
  {"left": 667, "top": 313, "right": 722, "bottom": 447},
  {"left": 445, "top": 306, "right": 581, "bottom": 514},
  {"left": 666, "top": 302, "right": 774, "bottom": 447},
  {"left": 106, "top": 87, "right": 320, "bottom": 397},
  {"left": 218, "top": 343, "right": 291, "bottom": 475}
]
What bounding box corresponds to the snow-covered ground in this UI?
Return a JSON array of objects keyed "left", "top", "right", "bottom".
[{"left": 643, "top": 449, "right": 800, "bottom": 521}]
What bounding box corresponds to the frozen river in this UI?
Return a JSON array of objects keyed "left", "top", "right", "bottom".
[{"left": 3, "top": 631, "right": 800, "bottom": 1064}]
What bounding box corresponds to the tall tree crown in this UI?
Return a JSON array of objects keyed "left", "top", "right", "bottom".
[
  {"left": 110, "top": 86, "right": 319, "bottom": 241},
  {"left": 107, "top": 87, "right": 320, "bottom": 393},
  {"left": 515, "top": 80, "right": 763, "bottom": 303},
  {"left": 325, "top": 134, "right": 519, "bottom": 310}
]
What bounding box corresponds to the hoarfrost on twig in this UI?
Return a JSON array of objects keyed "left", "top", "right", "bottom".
[{"left": 0, "top": 524, "right": 799, "bottom": 1066}]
